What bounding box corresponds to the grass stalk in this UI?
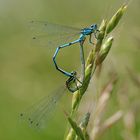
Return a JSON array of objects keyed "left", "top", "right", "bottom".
[{"left": 65, "top": 3, "right": 128, "bottom": 140}]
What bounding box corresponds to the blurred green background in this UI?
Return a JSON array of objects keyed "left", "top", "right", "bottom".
[{"left": 0, "top": 0, "right": 140, "bottom": 140}]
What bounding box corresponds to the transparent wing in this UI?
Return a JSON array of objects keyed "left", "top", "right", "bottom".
[
  {"left": 30, "top": 20, "right": 80, "bottom": 34},
  {"left": 32, "top": 32, "right": 80, "bottom": 49},
  {"left": 20, "top": 86, "right": 67, "bottom": 128},
  {"left": 29, "top": 21, "right": 81, "bottom": 48}
]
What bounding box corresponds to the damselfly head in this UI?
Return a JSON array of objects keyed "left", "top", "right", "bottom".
[
  {"left": 90, "top": 24, "right": 98, "bottom": 30},
  {"left": 70, "top": 71, "right": 77, "bottom": 77}
]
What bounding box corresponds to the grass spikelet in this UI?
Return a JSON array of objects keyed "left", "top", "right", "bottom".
[
  {"left": 96, "top": 37, "right": 114, "bottom": 65},
  {"left": 95, "top": 19, "right": 107, "bottom": 52},
  {"left": 106, "top": 3, "right": 127, "bottom": 35},
  {"left": 67, "top": 116, "right": 85, "bottom": 140}
]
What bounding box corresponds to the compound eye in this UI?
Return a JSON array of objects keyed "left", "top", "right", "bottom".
[{"left": 91, "top": 24, "right": 97, "bottom": 29}]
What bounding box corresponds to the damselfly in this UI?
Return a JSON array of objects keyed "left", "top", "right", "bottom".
[{"left": 30, "top": 21, "right": 99, "bottom": 91}]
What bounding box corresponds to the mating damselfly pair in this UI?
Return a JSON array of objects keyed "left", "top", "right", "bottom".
[{"left": 20, "top": 21, "right": 99, "bottom": 127}]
